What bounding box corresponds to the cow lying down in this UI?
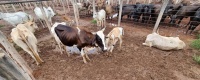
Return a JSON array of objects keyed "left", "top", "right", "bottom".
[{"left": 142, "top": 32, "right": 186, "bottom": 50}]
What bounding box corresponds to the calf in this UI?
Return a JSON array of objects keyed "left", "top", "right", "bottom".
[
  {"left": 143, "top": 32, "right": 186, "bottom": 50},
  {"left": 106, "top": 27, "right": 124, "bottom": 53},
  {"left": 10, "top": 19, "right": 43, "bottom": 65},
  {"left": 53, "top": 24, "right": 107, "bottom": 63}
]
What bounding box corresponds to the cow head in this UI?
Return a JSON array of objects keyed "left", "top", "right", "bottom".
[
  {"left": 25, "top": 18, "right": 38, "bottom": 32},
  {"left": 92, "top": 28, "right": 107, "bottom": 51},
  {"left": 47, "top": 7, "right": 56, "bottom": 16}
]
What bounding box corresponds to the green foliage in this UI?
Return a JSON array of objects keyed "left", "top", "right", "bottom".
[
  {"left": 193, "top": 55, "right": 200, "bottom": 64},
  {"left": 91, "top": 19, "right": 97, "bottom": 24},
  {"left": 196, "top": 34, "right": 200, "bottom": 39},
  {"left": 190, "top": 39, "right": 200, "bottom": 50}
]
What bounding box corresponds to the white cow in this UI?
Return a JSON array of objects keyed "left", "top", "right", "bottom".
[
  {"left": 0, "top": 12, "right": 32, "bottom": 27},
  {"left": 142, "top": 32, "right": 186, "bottom": 50},
  {"left": 34, "top": 6, "right": 56, "bottom": 25},
  {"left": 10, "top": 19, "right": 43, "bottom": 65},
  {"left": 93, "top": 9, "right": 106, "bottom": 27}
]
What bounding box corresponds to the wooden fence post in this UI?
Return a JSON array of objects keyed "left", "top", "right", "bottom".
[
  {"left": 0, "top": 31, "right": 35, "bottom": 80},
  {"left": 126, "top": 0, "right": 129, "bottom": 4},
  {"left": 19, "top": 3, "right": 25, "bottom": 12},
  {"left": 0, "top": 6, "right": 3, "bottom": 12},
  {"left": 61, "top": 0, "right": 67, "bottom": 16},
  {"left": 39, "top": 2, "right": 52, "bottom": 30},
  {"left": 0, "top": 48, "right": 25, "bottom": 80},
  {"left": 2, "top": 5, "right": 8, "bottom": 13},
  {"left": 70, "top": 0, "right": 79, "bottom": 27},
  {"left": 74, "top": 0, "right": 80, "bottom": 19},
  {"left": 66, "top": 0, "right": 70, "bottom": 11},
  {"left": 118, "top": 0, "right": 123, "bottom": 26},
  {"left": 11, "top": 4, "right": 17, "bottom": 12},
  {"left": 152, "top": 0, "right": 169, "bottom": 33}
]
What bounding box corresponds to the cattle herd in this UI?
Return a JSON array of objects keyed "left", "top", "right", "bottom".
[
  {"left": 0, "top": 0, "right": 198, "bottom": 65},
  {"left": 114, "top": 1, "right": 200, "bottom": 34}
]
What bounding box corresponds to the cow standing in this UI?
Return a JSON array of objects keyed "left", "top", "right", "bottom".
[{"left": 53, "top": 24, "right": 107, "bottom": 63}]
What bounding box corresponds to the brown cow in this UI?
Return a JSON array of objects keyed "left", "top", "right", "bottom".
[{"left": 52, "top": 24, "right": 107, "bottom": 63}]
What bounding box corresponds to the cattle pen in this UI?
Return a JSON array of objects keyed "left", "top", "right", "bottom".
[{"left": 0, "top": 0, "right": 200, "bottom": 80}]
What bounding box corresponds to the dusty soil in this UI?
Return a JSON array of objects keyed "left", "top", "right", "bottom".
[{"left": 0, "top": 8, "right": 200, "bottom": 80}]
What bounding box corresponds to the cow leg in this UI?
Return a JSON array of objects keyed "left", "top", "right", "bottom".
[
  {"left": 119, "top": 36, "right": 122, "bottom": 49},
  {"left": 81, "top": 48, "right": 87, "bottom": 63},
  {"left": 110, "top": 38, "right": 118, "bottom": 53},
  {"left": 27, "top": 37, "right": 44, "bottom": 64},
  {"left": 83, "top": 47, "right": 90, "bottom": 61},
  {"left": 62, "top": 44, "right": 70, "bottom": 57},
  {"left": 58, "top": 43, "right": 63, "bottom": 54},
  {"left": 29, "top": 51, "right": 40, "bottom": 65},
  {"left": 21, "top": 45, "right": 40, "bottom": 65},
  {"left": 31, "top": 43, "right": 44, "bottom": 63},
  {"left": 85, "top": 53, "right": 90, "bottom": 61}
]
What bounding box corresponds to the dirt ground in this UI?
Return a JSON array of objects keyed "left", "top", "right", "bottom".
[{"left": 1, "top": 8, "right": 200, "bottom": 80}]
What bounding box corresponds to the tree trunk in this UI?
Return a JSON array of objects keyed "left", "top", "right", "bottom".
[
  {"left": 153, "top": 0, "right": 169, "bottom": 32},
  {"left": 118, "top": 0, "right": 123, "bottom": 26}
]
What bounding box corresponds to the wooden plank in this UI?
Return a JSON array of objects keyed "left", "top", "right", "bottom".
[
  {"left": 0, "top": 6, "right": 3, "bottom": 12},
  {"left": 66, "top": 0, "right": 70, "bottom": 11},
  {"left": 11, "top": 4, "right": 17, "bottom": 12},
  {"left": 70, "top": 0, "right": 79, "bottom": 27},
  {"left": 61, "top": 0, "right": 67, "bottom": 16},
  {"left": 2, "top": 5, "right": 8, "bottom": 13},
  {"left": 0, "top": 49, "right": 25, "bottom": 80},
  {"left": 39, "top": 2, "right": 52, "bottom": 30},
  {"left": 19, "top": 3, "right": 25, "bottom": 12},
  {"left": 0, "top": 0, "right": 50, "bottom": 5},
  {"left": 126, "top": 0, "right": 129, "bottom": 4},
  {"left": 152, "top": 0, "right": 169, "bottom": 32},
  {"left": 118, "top": 0, "right": 123, "bottom": 26},
  {"left": 74, "top": 0, "right": 80, "bottom": 20},
  {"left": 0, "top": 31, "right": 35, "bottom": 80}
]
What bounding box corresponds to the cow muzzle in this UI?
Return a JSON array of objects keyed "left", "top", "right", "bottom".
[{"left": 103, "top": 47, "right": 107, "bottom": 52}]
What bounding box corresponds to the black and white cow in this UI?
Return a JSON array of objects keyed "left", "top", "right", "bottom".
[{"left": 52, "top": 23, "right": 107, "bottom": 63}]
